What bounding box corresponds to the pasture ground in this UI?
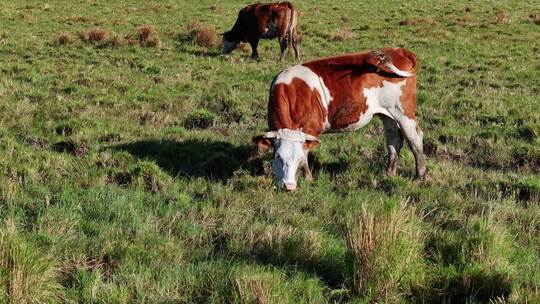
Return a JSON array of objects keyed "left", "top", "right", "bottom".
[{"left": 0, "top": 0, "right": 539, "bottom": 303}]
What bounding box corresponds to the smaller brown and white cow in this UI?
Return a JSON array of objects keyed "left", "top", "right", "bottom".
[
  {"left": 222, "top": 2, "right": 299, "bottom": 61},
  {"left": 253, "top": 48, "right": 427, "bottom": 190}
]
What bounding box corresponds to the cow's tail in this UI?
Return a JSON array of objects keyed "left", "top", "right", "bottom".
[
  {"left": 286, "top": 4, "right": 298, "bottom": 47},
  {"left": 368, "top": 48, "right": 418, "bottom": 77}
]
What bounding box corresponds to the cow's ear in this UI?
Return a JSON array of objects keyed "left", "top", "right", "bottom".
[
  {"left": 304, "top": 140, "right": 319, "bottom": 150},
  {"left": 252, "top": 135, "right": 274, "bottom": 150}
]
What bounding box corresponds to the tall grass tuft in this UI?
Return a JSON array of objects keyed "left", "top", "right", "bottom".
[
  {"left": 0, "top": 231, "right": 63, "bottom": 303},
  {"left": 346, "top": 203, "right": 425, "bottom": 302},
  {"left": 183, "top": 20, "right": 220, "bottom": 48},
  {"left": 195, "top": 26, "right": 220, "bottom": 48},
  {"left": 137, "top": 25, "right": 161, "bottom": 48},
  {"left": 54, "top": 32, "right": 72, "bottom": 45}
]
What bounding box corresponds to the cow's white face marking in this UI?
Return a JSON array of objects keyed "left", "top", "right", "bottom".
[
  {"left": 272, "top": 129, "right": 309, "bottom": 190},
  {"left": 341, "top": 80, "right": 406, "bottom": 131},
  {"left": 275, "top": 65, "right": 333, "bottom": 130},
  {"left": 222, "top": 37, "right": 239, "bottom": 54}
]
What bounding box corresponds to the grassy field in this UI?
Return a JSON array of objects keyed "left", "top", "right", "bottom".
[{"left": 0, "top": 0, "right": 539, "bottom": 303}]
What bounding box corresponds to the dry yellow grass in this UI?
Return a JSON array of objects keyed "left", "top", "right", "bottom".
[
  {"left": 54, "top": 31, "right": 72, "bottom": 45},
  {"left": 347, "top": 204, "right": 423, "bottom": 300},
  {"left": 195, "top": 26, "right": 220, "bottom": 48}
]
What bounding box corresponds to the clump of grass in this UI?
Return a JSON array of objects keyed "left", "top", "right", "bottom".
[
  {"left": 495, "top": 9, "right": 509, "bottom": 23},
  {"left": 54, "top": 31, "right": 72, "bottom": 45},
  {"left": 530, "top": 13, "right": 540, "bottom": 25},
  {"left": 0, "top": 231, "right": 63, "bottom": 303},
  {"left": 399, "top": 18, "right": 436, "bottom": 26},
  {"left": 87, "top": 28, "right": 108, "bottom": 44},
  {"left": 331, "top": 28, "right": 357, "bottom": 41},
  {"left": 78, "top": 28, "right": 124, "bottom": 48},
  {"left": 468, "top": 138, "right": 514, "bottom": 170},
  {"left": 346, "top": 204, "right": 425, "bottom": 301},
  {"left": 64, "top": 16, "right": 90, "bottom": 24},
  {"left": 184, "top": 109, "right": 216, "bottom": 129},
  {"left": 79, "top": 28, "right": 108, "bottom": 45},
  {"left": 137, "top": 25, "right": 161, "bottom": 48},
  {"left": 235, "top": 276, "right": 269, "bottom": 304},
  {"left": 185, "top": 20, "right": 202, "bottom": 34},
  {"left": 181, "top": 20, "right": 220, "bottom": 48},
  {"left": 196, "top": 25, "right": 220, "bottom": 48}
]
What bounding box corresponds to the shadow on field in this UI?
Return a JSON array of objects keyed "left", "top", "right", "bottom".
[
  {"left": 113, "top": 139, "right": 263, "bottom": 182},
  {"left": 180, "top": 48, "right": 222, "bottom": 58}
]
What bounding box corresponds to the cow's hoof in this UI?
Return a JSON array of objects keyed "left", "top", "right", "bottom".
[{"left": 417, "top": 171, "right": 430, "bottom": 182}]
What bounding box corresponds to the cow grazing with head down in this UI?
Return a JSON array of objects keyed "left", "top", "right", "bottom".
[
  {"left": 253, "top": 48, "right": 427, "bottom": 190},
  {"left": 222, "top": 2, "right": 299, "bottom": 61}
]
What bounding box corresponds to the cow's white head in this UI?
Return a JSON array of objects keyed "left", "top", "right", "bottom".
[
  {"left": 221, "top": 31, "right": 239, "bottom": 54},
  {"left": 253, "top": 129, "right": 319, "bottom": 191}
]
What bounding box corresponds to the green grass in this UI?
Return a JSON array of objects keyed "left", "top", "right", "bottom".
[{"left": 0, "top": 0, "right": 539, "bottom": 303}]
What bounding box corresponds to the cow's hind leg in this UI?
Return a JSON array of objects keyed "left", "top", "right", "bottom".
[
  {"left": 279, "top": 37, "right": 288, "bottom": 61},
  {"left": 387, "top": 111, "right": 427, "bottom": 179},
  {"left": 380, "top": 115, "right": 404, "bottom": 176},
  {"left": 291, "top": 30, "right": 300, "bottom": 62}
]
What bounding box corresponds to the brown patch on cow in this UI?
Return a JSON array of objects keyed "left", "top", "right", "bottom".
[
  {"left": 269, "top": 79, "right": 326, "bottom": 137},
  {"left": 400, "top": 77, "right": 417, "bottom": 120},
  {"left": 252, "top": 135, "right": 273, "bottom": 151},
  {"left": 329, "top": 100, "right": 367, "bottom": 129}
]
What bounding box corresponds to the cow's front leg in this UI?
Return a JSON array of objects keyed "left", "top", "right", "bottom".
[
  {"left": 249, "top": 39, "right": 259, "bottom": 61},
  {"left": 301, "top": 158, "right": 313, "bottom": 181}
]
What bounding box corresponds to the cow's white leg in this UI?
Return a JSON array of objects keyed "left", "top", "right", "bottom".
[
  {"left": 380, "top": 115, "right": 404, "bottom": 176},
  {"left": 301, "top": 157, "right": 313, "bottom": 181},
  {"left": 387, "top": 110, "right": 427, "bottom": 179}
]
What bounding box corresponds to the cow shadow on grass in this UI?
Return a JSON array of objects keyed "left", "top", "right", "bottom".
[{"left": 113, "top": 139, "right": 264, "bottom": 182}]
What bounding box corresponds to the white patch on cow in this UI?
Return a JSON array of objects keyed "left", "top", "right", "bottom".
[
  {"left": 274, "top": 65, "right": 333, "bottom": 131},
  {"left": 342, "top": 80, "right": 406, "bottom": 131},
  {"left": 271, "top": 129, "right": 309, "bottom": 190}
]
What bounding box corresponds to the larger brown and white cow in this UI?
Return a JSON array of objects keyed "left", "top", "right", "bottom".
[
  {"left": 222, "top": 2, "right": 299, "bottom": 61},
  {"left": 253, "top": 48, "right": 427, "bottom": 190}
]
